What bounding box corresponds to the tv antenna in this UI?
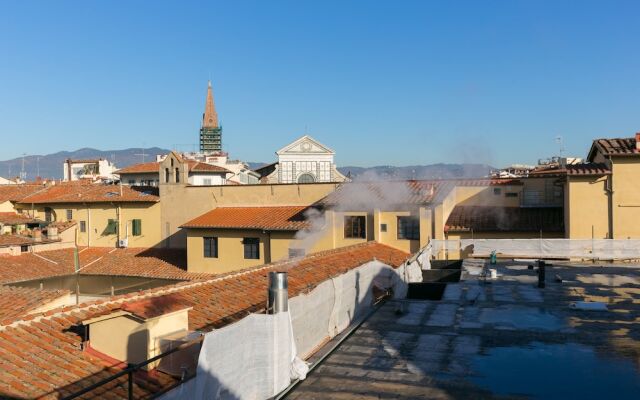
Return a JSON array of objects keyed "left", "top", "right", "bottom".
[
  {"left": 20, "top": 153, "right": 27, "bottom": 181},
  {"left": 555, "top": 136, "right": 565, "bottom": 158},
  {"left": 134, "top": 148, "right": 147, "bottom": 163}
]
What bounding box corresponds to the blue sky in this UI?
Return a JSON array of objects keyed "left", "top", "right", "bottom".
[{"left": 1, "top": 1, "right": 639, "bottom": 167}]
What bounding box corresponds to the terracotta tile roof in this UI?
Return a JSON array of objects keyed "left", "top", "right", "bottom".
[
  {"left": 121, "top": 293, "right": 192, "bottom": 320},
  {"left": 0, "top": 286, "right": 70, "bottom": 322},
  {"left": 0, "top": 234, "right": 38, "bottom": 248},
  {"left": 0, "top": 247, "right": 209, "bottom": 285},
  {"left": 114, "top": 162, "right": 160, "bottom": 174},
  {"left": 317, "top": 179, "right": 522, "bottom": 207},
  {"left": 186, "top": 160, "right": 229, "bottom": 173},
  {"left": 0, "top": 242, "right": 408, "bottom": 398},
  {"left": 0, "top": 184, "right": 46, "bottom": 203},
  {"left": 18, "top": 184, "right": 159, "bottom": 204},
  {"left": 0, "top": 212, "right": 41, "bottom": 225},
  {"left": 181, "top": 206, "right": 311, "bottom": 231},
  {"left": 590, "top": 137, "right": 639, "bottom": 158},
  {"left": 46, "top": 220, "right": 78, "bottom": 233},
  {"left": 445, "top": 205, "right": 564, "bottom": 233},
  {"left": 528, "top": 163, "right": 611, "bottom": 177}
]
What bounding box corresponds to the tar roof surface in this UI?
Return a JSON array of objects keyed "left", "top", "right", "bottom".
[{"left": 289, "top": 260, "right": 640, "bottom": 399}]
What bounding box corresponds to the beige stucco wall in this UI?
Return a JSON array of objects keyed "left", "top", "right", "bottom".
[
  {"left": 565, "top": 176, "right": 609, "bottom": 239},
  {"left": 186, "top": 228, "right": 298, "bottom": 274},
  {"left": 17, "top": 202, "right": 161, "bottom": 248},
  {"left": 160, "top": 182, "right": 340, "bottom": 249},
  {"left": 89, "top": 310, "right": 189, "bottom": 368},
  {"left": 0, "top": 201, "right": 15, "bottom": 213},
  {"left": 611, "top": 157, "right": 640, "bottom": 238}
]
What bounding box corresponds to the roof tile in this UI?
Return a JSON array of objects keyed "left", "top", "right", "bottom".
[{"left": 181, "top": 206, "right": 311, "bottom": 231}]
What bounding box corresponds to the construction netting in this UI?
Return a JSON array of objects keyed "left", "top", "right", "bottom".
[
  {"left": 162, "top": 258, "right": 423, "bottom": 400},
  {"left": 430, "top": 239, "right": 640, "bottom": 260}
]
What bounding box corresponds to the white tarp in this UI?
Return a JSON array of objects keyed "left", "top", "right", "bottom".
[
  {"left": 430, "top": 239, "right": 640, "bottom": 260},
  {"left": 162, "top": 257, "right": 422, "bottom": 400}
]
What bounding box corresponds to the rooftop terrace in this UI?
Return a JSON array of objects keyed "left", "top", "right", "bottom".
[{"left": 288, "top": 260, "right": 640, "bottom": 399}]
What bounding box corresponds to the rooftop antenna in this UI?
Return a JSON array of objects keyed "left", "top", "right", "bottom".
[
  {"left": 36, "top": 156, "right": 40, "bottom": 178},
  {"left": 20, "top": 153, "right": 27, "bottom": 181},
  {"left": 555, "top": 136, "right": 565, "bottom": 158},
  {"left": 134, "top": 148, "right": 147, "bottom": 163}
]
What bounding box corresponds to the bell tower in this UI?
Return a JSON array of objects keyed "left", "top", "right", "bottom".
[{"left": 199, "top": 81, "right": 222, "bottom": 153}]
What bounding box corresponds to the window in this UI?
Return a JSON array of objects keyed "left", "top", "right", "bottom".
[
  {"left": 165, "top": 168, "right": 170, "bottom": 183},
  {"left": 66, "top": 210, "right": 73, "bottom": 220},
  {"left": 203, "top": 178, "right": 212, "bottom": 185},
  {"left": 128, "top": 180, "right": 135, "bottom": 185},
  {"left": 505, "top": 192, "right": 518, "bottom": 198},
  {"left": 44, "top": 207, "right": 53, "bottom": 223},
  {"left": 79, "top": 221, "right": 86, "bottom": 233},
  {"left": 344, "top": 216, "right": 366, "bottom": 239},
  {"left": 104, "top": 219, "right": 118, "bottom": 235},
  {"left": 380, "top": 223, "right": 388, "bottom": 233},
  {"left": 297, "top": 173, "right": 315, "bottom": 183},
  {"left": 132, "top": 219, "right": 142, "bottom": 236},
  {"left": 20, "top": 245, "right": 29, "bottom": 253},
  {"left": 171, "top": 158, "right": 174, "bottom": 167},
  {"left": 397, "top": 216, "right": 420, "bottom": 240},
  {"left": 493, "top": 188, "right": 502, "bottom": 195},
  {"left": 175, "top": 168, "right": 180, "bottom": 183},
  {"left": 243, "top": 238, "right": 260, "bottom": 259},
  {"left": 288, "top": 248, "right": 305, "bottom": 258},
  {"left": 203, "top": 237, "right": 218, "bottom": 258}
]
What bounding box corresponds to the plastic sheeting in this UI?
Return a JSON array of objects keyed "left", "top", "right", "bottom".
[
  {"left": 430, "top": 239, "right": 640, "bottom": 260},
  {"left": 162, "top": 257, "right": 423, "bottom": 400}
]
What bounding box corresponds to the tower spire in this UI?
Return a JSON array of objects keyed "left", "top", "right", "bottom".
[{"left": 202, "top": 80, "right": 218, "bottom": 129}]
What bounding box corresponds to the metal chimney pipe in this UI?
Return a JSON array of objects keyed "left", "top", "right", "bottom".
[{"left": 268, "top": 271, "right": 288, "bottom": 314}]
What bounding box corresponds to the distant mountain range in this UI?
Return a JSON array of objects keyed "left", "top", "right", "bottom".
[
  {"left": 0, "top": 148, "right": 493, "bottom": 181},
  {"left": 0, "top": 148, "right": 170, "bottom": 180}
]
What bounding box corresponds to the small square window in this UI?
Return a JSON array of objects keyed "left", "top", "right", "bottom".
[
  {"left": 493, "top": 188, "right": 502, "bottom": 195},
  {"left": 397, "top": 216, "right": 420, "bottom": 240},
  {"left": 288, "top": 248, "right": 305, "bottom": 258},
  {"left": 243, "top": 238, "right": 260, "bottom": 259},
  {"left": 20, "top": 245, "right": 29, "bottom": 253},
  {"left": 380, "top": 223, "right": 387, "bottom": 233},
  {"left": 204, "top": 237, "right": 218, "bottom": 258},
  {"left": 344, "top": 216, "right": 366, "bottom": 239},
  {"left": 505, "top": 192, "right": 518, "bottom": 198},
  {"left": 66, "top": 210, "right": 73, "bottom": 220},
  {"left": 132, "top": 219, "right": 142, "bottom": 236}
]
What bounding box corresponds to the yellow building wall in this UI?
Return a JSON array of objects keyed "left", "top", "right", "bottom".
[
  {"left": 611, "top": 158, "right": 640, "bottom": 238},
  {"left": 186, "top": 228, "right": 298, "bottom": 274},
  {"left": 89, "top": 310, "right": 188, "bottom": 368},
  {"left": 17, "top": 202, "right": 161, "bottom": 248},
  {"left": 0, "top": 201, "right": 15, "bottom": 213},
  {"left": 565, "top": 176, "right": 609, "bottom": 239},
  {"left": 455, "top": 185, "right": 522, "bottom": 207},
  {"left": 160, "top": 182, "right": 340, "bottom": 248}
]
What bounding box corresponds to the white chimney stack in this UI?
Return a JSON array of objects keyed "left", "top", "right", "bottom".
[{"left": 635, "top": 132, "right": 640, "bottom": 151}]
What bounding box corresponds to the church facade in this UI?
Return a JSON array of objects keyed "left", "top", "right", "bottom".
[{"left": 255, "top": 135, "right": 348, "bottom": 184}]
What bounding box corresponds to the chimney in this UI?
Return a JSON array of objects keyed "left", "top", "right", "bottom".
[
  {"left": 47, "top": 226, "right": 59, "bottom": 240},
  {"left": 33, "top": 228, "right": 42, "bottom": 242},
  {"left": 635, "top": 132, "right": 640, "bottom": 151},
  {"left": 267, "top": 271, "right": 288, "bottom": 314}
]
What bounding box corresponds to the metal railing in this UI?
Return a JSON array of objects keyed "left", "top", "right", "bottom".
[{"left": 61, "top": 336, "right": 204, "bottom": 400}]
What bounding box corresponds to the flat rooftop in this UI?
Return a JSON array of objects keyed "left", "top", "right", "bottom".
[{"left": 287, "top": 260, "right": 640, "bottom": 399}]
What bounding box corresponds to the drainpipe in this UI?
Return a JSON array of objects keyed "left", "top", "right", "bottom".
[
  {"left": 116, "top": 204, "right": 121, "bottom": 245},
  {"left": 606, "top": 155, "right": 614, "bottom": 238}
]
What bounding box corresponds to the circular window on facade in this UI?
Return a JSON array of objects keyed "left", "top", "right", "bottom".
[{"left": 297, "top": 173, "right": 316, "bottom": 183}]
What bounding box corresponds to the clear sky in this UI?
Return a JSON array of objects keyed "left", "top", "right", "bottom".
[{"left": 1, "top": 1, "right": 639, "bottom": 167}]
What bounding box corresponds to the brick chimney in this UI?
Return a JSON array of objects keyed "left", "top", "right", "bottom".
[{"left": 636, "top": 132, "right": 640, "bottom": 151}]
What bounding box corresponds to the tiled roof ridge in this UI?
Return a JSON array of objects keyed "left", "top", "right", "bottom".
[{"left": 0, "top": 242, "right": 406, "bottom": 330}]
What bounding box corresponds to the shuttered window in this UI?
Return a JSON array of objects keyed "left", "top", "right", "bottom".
[
  {"left": 132, "top": 219, "right": 142, "bottom": 236},
  {"left": 204, "top": 237, "right": 218, "bottom": 258}
]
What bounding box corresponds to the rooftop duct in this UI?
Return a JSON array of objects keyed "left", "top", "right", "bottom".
[{"left": 267, "top": 271, "right": 288, "bottom": 314}]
